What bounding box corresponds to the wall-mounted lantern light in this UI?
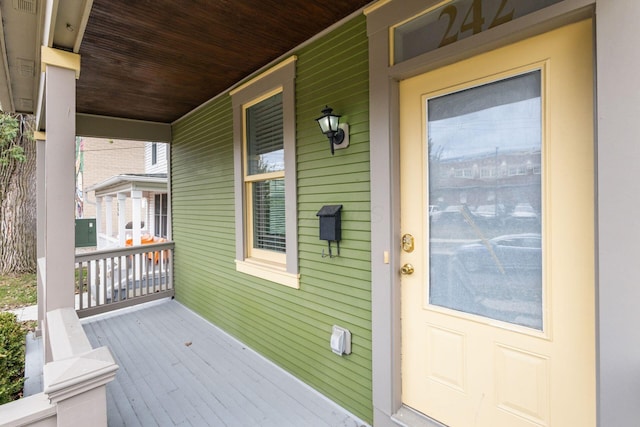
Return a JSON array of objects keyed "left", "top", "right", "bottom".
[{"left": 316, "top": 106, "right": 349, "bottom": 155}]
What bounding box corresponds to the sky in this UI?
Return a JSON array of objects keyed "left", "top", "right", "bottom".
[{"left": 428, "top": 97, "right": 541, "bottom": 161}]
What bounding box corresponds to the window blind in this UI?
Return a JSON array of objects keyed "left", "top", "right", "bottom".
[
  {"left": 252, "top": 179, "right": 286, "bottom": 253},
  {"left": 246, "top": 92, "right": 284, "bottom": 174}
]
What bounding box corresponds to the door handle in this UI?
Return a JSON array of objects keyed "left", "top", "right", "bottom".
[{"left": 400, "top": 263, "right": 415, "bottom": 275}]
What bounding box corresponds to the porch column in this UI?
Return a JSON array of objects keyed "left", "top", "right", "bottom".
[
  {"left": 165, "top": 146, "right": 172, "bottom": 240},
  {"left": 95, "top": 196, "right": 103, "bottom": 249},
  {"left": 596, "top": 1, "right": 640, "bottom": 425},
  {"left": 131, "top": 190, "right": 142, "bottom": 246},
  {"left": 35, "top": 132, "right": 46, "bottom": 336},
  {"left": 104, "top": 195, "right": 113, "bottom": 244},
  {"left": 40, "top": 48, "right": 79, "bottom": 362},
  {"left": 117, "top": 193, "right": 126, "bottom": 247}
]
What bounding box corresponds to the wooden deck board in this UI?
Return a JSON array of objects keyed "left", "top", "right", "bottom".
[
  {"left": 81, "top": 299, "right": 366, "bottom": 427},
  {"left": 23, "top": 332, "right": 44, "bottom": 397}
]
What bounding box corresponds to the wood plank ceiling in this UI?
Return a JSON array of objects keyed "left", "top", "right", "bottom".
[{"left": 76, "top": 0, "right": 371, "bottom": 124}]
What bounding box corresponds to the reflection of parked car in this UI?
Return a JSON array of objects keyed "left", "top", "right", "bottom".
[
  {"left": 474, "top": 204, "right": 505, "bottom": 219},
  {"left": 433, "top": 205, "right": 473, "bottom": 224},
  {"left": 510, "top": 203, "right": 537, "bottom": 218},
  {"left": 454, "top": 233, "right": 541, "bottom": 273},
  {"left": 431, "top": 205, "right": 501, "bottom": 239},
  {"left": 505, "top": 203, "right": 540, "bottom": 232},
  {"left": 432, "top": 233, "right": 543, "bottom": 329}
]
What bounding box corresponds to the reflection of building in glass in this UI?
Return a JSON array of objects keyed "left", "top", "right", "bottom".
[
  {"left": 429, "top": 148, "right": 544, "bottom": 330},
  {"left": 430, "top": 148, "right": 541, "bottom": 217}
]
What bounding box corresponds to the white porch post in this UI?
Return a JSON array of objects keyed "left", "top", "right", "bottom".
[
  {"left": 165, "top": 145, "right": 172, "bottom": 240},
  {"left": 105, "top": 195, "right": 113, "bottom": 244},
  {"left": 131, "top": 190, "right": 142, "bottom": 246},
  {"left": 117, "top": 193, "right": 126, "bottom": 247},
  {"left": 131, "top": 190, "right": 143, "bottom": 281},
  {"left": 95, "top": 196, "right": 103, "bottom": 249},
  {"left": 41, "top": 51, "right": 79, "bottom": 362},
  {"left": 35, "top": 133, "right": 46, "bottom": 336}
]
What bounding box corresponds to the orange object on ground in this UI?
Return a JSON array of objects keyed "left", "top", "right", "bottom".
[{"left": 126, "top": 234, "right": 169, "bottom": 263}]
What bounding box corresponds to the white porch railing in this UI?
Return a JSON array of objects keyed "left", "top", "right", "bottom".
[
  {"left": 0, "top": 308, "right": 118, "bottom": 427},
  {"left": 75, "top": 241, "right": 174, "bottom": 318}
]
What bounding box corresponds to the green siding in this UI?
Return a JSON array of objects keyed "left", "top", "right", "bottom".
[{"left": 171, "top": 15, "right": 371, "bottom": 422}]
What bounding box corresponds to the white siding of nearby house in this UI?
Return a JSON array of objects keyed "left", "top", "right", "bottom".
[
  {"left": 145, "top": 142, "right": 169, "bottom": 173},
  {"left": 144, "top": 143, "right": 169, "bottom": 238},
  {"left": 82, "top": 138, "right": 146, "bottom": 223},
  {"left": 147, "top": 193, "right": 157, "bottom": 238}
]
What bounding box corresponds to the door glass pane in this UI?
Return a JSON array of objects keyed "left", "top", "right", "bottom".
[{"left": 427, "top": 71, "right": 542, "bottom": 330}]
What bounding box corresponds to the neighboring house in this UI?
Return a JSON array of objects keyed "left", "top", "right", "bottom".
[
  {"left": 80, "top": 138, "right": 146, "bottom": 220},
  {"left": 146, "top": 142, "right": 168, "bottom": 174},
  {"left": 76, "top": 138, "right": 146, "bottom": 248},
  {"left": 85, "top": 140, "right": 169, "bottom": 248},
  {"left": 1, "top": 1, "right": 639, "bottom": 427}
]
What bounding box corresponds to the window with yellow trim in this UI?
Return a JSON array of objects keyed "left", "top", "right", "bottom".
[
  {"left": 231, "top": 56, "right": 298, "bottom": 288},
  {"left": 244, "top": 91, "right": 286, "bottom": 263}
]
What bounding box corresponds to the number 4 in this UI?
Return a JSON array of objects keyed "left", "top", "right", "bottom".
[{"left": 461, "top": 0, "right": 484, "bottom": 35}]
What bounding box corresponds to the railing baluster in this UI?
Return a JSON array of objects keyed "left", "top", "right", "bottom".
[
  {"left": 168, "top": 249, "right": 172, "bottom": 290},
  {"left": 100, "top": 258, "right": 105, "bottom": 306},
  {"left": 145, "top": 251, "right": 150, "bottom": 296},
  {"left": 87, "top": 260, "right": 93, "bottom": 308},
  {"left": 121, "top": 254, "right": 126, "bottom": 302},
  {"left": 115, "top": 255, "right": 121, "bottom": 303},
  {"left": 110, "top": 257, "right": 116, "bottom": 304},
  {"left": 90, "top": 260, "right": 95, "bottom": 308},
  {"left": 128, "top": 255, "right": 132, "bottom": 299},
  {"left": 77, "top": 262, "right": 83, "bottom": 310},
  {"left": 153, "top": 252, "right": 158, "bottom": 292},
  {"left": 134, "top": 254, "right": 139, "bottom": 298}
]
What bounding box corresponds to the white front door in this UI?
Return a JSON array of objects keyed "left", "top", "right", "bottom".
[{"left": 400, "top": 20, "right": 595, "bottom": 427}]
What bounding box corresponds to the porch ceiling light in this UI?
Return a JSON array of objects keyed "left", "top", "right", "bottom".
[{"left": 316, "top": 106, "right": 349, "bottom": 155}]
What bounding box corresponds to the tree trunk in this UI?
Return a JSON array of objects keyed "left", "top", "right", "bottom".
[{"left": 0, "top": 116, "right": 36, "bottom": 274}]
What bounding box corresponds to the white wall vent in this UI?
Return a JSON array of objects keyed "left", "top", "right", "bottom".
[
  {"left": 13, "top": 0, "right": 36, "bottom": 14},
  {"left": 17, "top": 58, "right": 34, "bottom": 77},
  {"left": 19, "top": 98, "right": 33, "bottom": 110}
]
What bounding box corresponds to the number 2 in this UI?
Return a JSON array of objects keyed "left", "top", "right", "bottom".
[
  {"left": 461, "top": 0, "right": 485, "bottom": 35},
  {"left": 489, "top": 0, "right": 515, "bottom": 29},
  {"left": 438, "top": 5, "right": 458, "bottom": 47}
]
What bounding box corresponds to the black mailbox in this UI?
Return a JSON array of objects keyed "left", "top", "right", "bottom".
[{"left": 316, "top": 205, "right": 342, "bottom": 241}]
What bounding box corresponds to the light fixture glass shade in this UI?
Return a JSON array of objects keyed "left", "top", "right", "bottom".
[
  {"left": 316, "top": 106, "right": 341, "bottom": 134},
  {"left": 317, "top": 115, "right": 332, "bottom": 134},
  {"left": 327, "top": 115, "right": 339, "bottom": 132}
]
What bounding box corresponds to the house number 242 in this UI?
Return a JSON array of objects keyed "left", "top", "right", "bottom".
[{"left": 438, "top": 0, "right": 515, "bottom": 47}]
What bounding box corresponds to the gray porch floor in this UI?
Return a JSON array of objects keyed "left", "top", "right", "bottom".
[{"left": 81, "top": 299, "right": 367, "bottom": 427}]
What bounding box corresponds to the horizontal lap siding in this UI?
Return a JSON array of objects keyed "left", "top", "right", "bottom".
[{"left": 171, "top": 15, "right": 371, "bottom": 422}]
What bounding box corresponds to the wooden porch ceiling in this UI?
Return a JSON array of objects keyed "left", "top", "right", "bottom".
[{"left": 76, "top": 0, "right": 372, "bottom": 124}]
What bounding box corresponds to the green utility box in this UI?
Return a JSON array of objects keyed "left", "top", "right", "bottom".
[{"left": 75, "top": 218, "right": 97, "bottom": 247}]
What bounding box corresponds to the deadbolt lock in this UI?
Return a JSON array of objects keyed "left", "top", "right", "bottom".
[{"left": 402, "top": 233, "right": 415, "bottom": 253}]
